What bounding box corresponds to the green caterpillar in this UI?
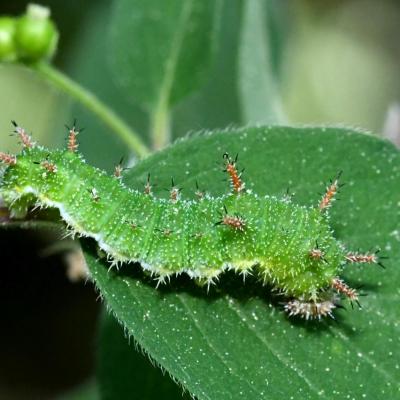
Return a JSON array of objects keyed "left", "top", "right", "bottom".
[{"left": 0, "top": 122, "right": 383, "bottom": 319}]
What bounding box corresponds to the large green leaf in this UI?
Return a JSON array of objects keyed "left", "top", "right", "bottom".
[
  {"left": 88, "top": 127, "right": 400, "bottom": 399},
  {"left": 98, "top": 313, "right": 192, "bottom": 400},
  {"left": 107, "top": 0, "right": 221, "bottom": 112}
]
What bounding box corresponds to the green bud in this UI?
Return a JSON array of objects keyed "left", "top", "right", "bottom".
[
  {"left": 0, "top": 17, "right": 17, "bottom": 62},
  {"left": 15, "top": 4, "right": 58, "bottom": 62}
]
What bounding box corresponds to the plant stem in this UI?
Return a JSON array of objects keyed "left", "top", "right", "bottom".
[
  {"left": 31, "top": 62, "right": 150, "bottom": 158},
  {"left": 150, "top": 99, "right": 171, "bottom": 151}
]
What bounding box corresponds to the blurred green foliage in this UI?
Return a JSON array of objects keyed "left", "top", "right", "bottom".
[{"left": 2, "top": 0, "right": 400, "bottom": 161}]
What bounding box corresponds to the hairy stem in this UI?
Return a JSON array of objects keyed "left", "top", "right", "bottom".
[{"left": 31, "top": 62, "right": 150, "bottom": 158}]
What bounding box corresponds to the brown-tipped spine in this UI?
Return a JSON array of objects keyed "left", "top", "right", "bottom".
[
  {"left": 169, "top": 178, "right": 180, "bottom": 203},
  {"left": 0, "top": 152, "right": 16, "bottom": 166},
  {"left": 309, "top": 248, "right": 324, "bottom": 260},
  {"left": 12, "top": 121, "right": 35, "bottom": 148},
  {"left": 144, "top": 173, "right": 152, "bottom": 195},
  {"left": 222, "top": 215, "right": 246, "bottom": 231},
  {"left": 89, "top": 188, "right": 100, "bottom": 202},
  {"left": 345, "top": 252, "right": 377, "bottom": 264},
  {"left": 195, "top": 180, "right": 205, "bottom": 200},
  {"left": 170, "top": 187, "right": 180, "bottom": 203},
  {"left": 319, "top": 171, "right": 342, "bottom": 211},
  {"left": 332, "top": 277, "right": 359, "bottom": 302},
  {"left": 114, "top": 164, "right": 123, "bottom": 179},
  {"left": 67, "top": 125, "right": 80, "bottom": 152},
  {"left": 114, "top": 157, "right": 126, "bottom": 180},
  {"left": 223, "top": 153, "right": 245, "bottom": 194},
  {"left": 41, "top": 160, "right": 57, "bottom": 173}
]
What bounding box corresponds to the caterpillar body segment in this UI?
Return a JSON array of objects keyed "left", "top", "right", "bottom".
[{"left": 0, "top": 128, "right": 382, "bottom": 320}]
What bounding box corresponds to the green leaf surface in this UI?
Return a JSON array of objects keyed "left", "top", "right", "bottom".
[
  {"left": 98, "top": 313, "right": 192, "bottom": 400},
  {"left": 238, "top": 0, "right": 286, "bottom": 124},
  {"left": 107, "top": 0, "right": 221, "bottom": 112},
  {"left": 87, "top": 126, "right": 400, "bottom": 399}
]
